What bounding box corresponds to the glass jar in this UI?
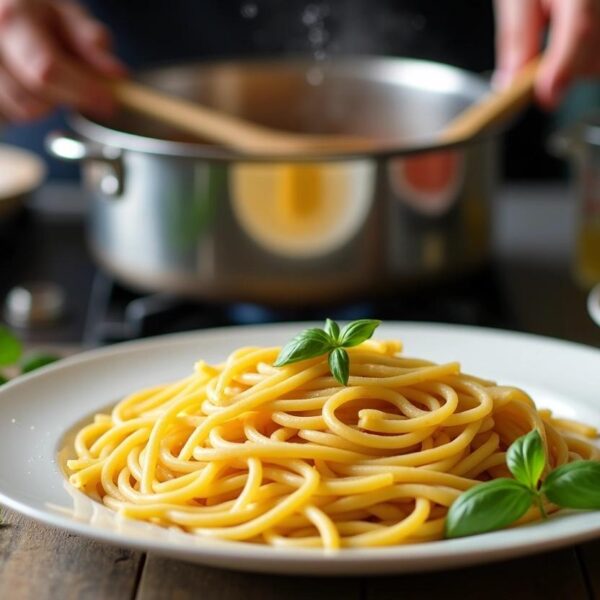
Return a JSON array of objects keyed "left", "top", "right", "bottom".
[{"left": 553, "top": 113, "right": 600, "bottom": 288}]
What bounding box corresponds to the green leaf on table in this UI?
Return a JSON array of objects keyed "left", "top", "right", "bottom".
[
  {"left": 445, "top": 478, "right": 533, "bottom": 538},
  {"left": 328, "top": 347, "right": 350, "bottom": 385},
  {"left": 542, "top": 461, "right": 600, "bottom": 510},
  {"left": 506, "top": 429, "right": 546, "bottom": 489},
  {"left": 0, "top": 326, "right": 22, "bottom": 367},
  {"left": 338, "top": 319, "right": 381, "bottom": 347},
  {"left": 21, "top": 354, "right": 60, "bottom": 374},
  {"left": 273, "top": 329, "right": 333, "bottom": 367}
]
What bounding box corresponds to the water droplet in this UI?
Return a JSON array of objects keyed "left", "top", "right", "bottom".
[
  {"left": 308, "top": 27, "right": 328, "bottom": 47},
  {"left": 302, "top": 4, "right": 319, "bottom": 26},
  {"left": 306, "top": 67, "right": 324, "bottom": 86},
  {"left": 11, "top": 418, "right": 16, "bottom": 424},
  {"left": 30, "top": 425, "right": 35, "bottom": 430},
  {"left": 241, "top": 2, "right": 258, "bottom": 19},
  {"left": 302, "top": 3, "right": 329, "bottom": 26}
]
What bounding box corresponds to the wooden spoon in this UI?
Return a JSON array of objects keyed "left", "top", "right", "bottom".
[
  {"left": 440, "top": 57, "right": 541, "bottom": 145},
  {"left": 107, "top": 78, "right": 377, "bottom": 156},
  {"left": 106, "top": 57, "right": 541, "bottom": 157}
]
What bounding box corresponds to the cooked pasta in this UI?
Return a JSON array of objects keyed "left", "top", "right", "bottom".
[{"left": 66, "top": 338, "right": 599, "bottom": 549}]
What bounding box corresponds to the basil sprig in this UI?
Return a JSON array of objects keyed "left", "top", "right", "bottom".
[
  {"left": 0, "top": 325, "right": 60, "bottom": 385},
  {"left": 446, "top": 429, "right": 600, "bottom": 539},
  {"left": 0, "top": 326, "right": 22, "bottom": 367},
  {"left": 273, "top": 318, "right": 381, "bottom": 385}
]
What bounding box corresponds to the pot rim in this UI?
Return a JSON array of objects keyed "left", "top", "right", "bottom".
[{"left": 71, "top": 55, "right": 496, "bottom": 162}]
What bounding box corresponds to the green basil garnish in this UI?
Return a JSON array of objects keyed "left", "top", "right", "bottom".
[
  {"left": 274, "top": 318, "right": 381, "bottom": 385},
  {"left": 506, "top": 429, "right": 545, "bottom": 490},
  {"left": 0, "top": 327, "right": 61, "bottom": 384},
  {"left": 324, "top": 318, "right": 340, "bottom": 340},
  {"left": 272, "top": 328, "right": 332, "bottom": 367},
  {"left": 542, "top": 461, "right": 600, "bottom": 510},
  {"left": 21, "top": 354, "right": 60, "bottom": 374},
  {"left": 446, "top": 428, "right": 600, "bottom": 539},
  {"left": 446, "top": 479, "right": 534, "bottom": 538},
  {"left": 0, "top": 326, "right": 22, "bottom": 367},
  {"left": 328, "top": 347, "right": 349, "bottom": 387},
  {"left": 338, "top": 319, "right": 382, "bottom": 348}
]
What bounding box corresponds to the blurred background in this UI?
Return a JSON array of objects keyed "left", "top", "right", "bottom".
[
  {"left": 1, "top": 0, "right": 599, "bottom": 367},
  {"left": 4, "top": 0, "right": 600, "bottom": 180}
]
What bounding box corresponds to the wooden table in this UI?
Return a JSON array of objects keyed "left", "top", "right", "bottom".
[{"left": 1, "top": 507, "right": 599, "bottom": 599}]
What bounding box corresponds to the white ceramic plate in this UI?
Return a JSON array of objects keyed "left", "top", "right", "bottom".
[{"left": 0, "top": 322, "right": 599, "bottom": 576}]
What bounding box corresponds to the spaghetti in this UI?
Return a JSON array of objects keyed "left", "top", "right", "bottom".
[{"left": 66, "top": 338, "right": 599, "bottom": 549}]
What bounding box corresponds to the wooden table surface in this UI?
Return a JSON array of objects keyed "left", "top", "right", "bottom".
[{"left": 1, "top": 507, "right": 599, "bottom": 599}]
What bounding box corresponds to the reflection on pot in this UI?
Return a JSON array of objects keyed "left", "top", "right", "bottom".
[
  {"left": 387, "top": 150, "right": 464, "bottom": 216},
  {"left": 230, "top": 160, "right": 376, "bottom": 258}
]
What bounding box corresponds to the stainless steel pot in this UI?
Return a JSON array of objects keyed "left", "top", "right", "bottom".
[{"left": 47, "top": 57, "right": 497, "bottom": 304}]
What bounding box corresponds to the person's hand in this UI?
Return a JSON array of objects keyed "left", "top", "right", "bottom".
[
  {"left": 0, "top": 0, "right": 125, "bottom": 122},
  {"left": 494, "top": 0, "right": 600, "bottom": 108}
]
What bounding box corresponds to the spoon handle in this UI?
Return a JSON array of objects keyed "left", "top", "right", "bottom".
[{"left": 440, "top": 57, "right": 541, "bottom": 145}]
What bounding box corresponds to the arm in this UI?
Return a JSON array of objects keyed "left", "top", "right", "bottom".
[
  {"left": 0, "top": 0, "right": 125, "bottom": 122},
  {"left": 494, "top": 0, "right": 600, "bottom": 108}
]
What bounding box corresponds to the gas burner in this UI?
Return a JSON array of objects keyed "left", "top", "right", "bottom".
[{"left": 83, "top": 266, "right": 516, "bottom": 347}]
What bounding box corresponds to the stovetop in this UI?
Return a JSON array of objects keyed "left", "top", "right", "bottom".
[
  {"left": 81, "top": 266, "right": 514, "bottom": 346},
  {"left": 2, "top": 182, "right": 599, "bottom": 349}
]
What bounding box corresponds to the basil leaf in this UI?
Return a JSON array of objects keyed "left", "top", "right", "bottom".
[
  {"left": 0, "top": 326, "right": 22, "bottom": 367},
  {"left": 338, "top": 319, "right": 381, "bottom": 347},
  {"left": 542, "top": 461, "right": 600, "bottom": 510},
  {"left": 273, "top": 329, "right": 333, "bottom": 367},
  {"left": 328, "top": 348, "right": 349, "bottom": 385},
  {"left": 506, "top": 429, "right": 545, "bottom": 489},
  {"left": 21, "top": 354, "right": 60, "bottom": 374},
  {"left": 445, "top": 479, "right": 533, "bottom": 538},
  {"left": 0, "top": 374, "right": 8, "bottom": 386},
  {"left": 324, "top": 319, "right": 340, "bottom": 343}
]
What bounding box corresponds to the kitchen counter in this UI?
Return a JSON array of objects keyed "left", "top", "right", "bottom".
[{"left": 0, "top": 181, "right": 599, "bottom": 599}]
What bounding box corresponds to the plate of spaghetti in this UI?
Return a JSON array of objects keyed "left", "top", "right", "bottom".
[{"left": 0, "top": 322, "right": 599, "bottom": 575}]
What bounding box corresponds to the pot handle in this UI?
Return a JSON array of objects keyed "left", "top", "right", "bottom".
[
  {"left": 45, "top": 131, "right": 124, "bottom": 197},
  {"left": 46, "top": 131, "right": 118, "bottom": 161}
]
